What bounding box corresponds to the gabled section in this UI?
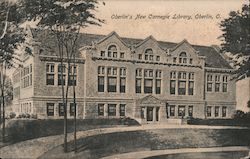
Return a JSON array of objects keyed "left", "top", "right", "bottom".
[
  {"left": 96, "top": 31, "right": 128, "bottom": 47},
  {"left": 135, "top": 35, "right": 165, "bottom": 51},
  {"left": 171, "top": 39, "right": 197, "bottom": 53},
  {"left": 140, "top": 95, "right": 162, "bottom": 105}
]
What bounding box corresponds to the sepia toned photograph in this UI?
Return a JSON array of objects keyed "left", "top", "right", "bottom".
[{"left": 0, "top": 0, "right": 250, "bottom": 158}]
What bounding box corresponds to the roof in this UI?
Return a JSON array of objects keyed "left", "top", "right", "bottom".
[{"left": 30, "top": 28, "right": 232, "bottom": 69}]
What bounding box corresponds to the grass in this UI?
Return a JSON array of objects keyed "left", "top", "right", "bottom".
[
  {"left": 39, "top": 128, "right": 250, "bottom": 159},
  {"left": 187, "top": 118, "right": 250, "bottom": 127},
  {"left": 0, "top": 118, "right": 139, "bottom": 146},
  {"left": 146, "top": 151, "right": 249, "bottom": 159}
]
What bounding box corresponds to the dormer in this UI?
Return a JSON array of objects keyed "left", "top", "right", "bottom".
[
  {"left": 135, "top": 36, "right": 166, "bottom": 62},
  {"left": 170, "top": 39, "right": 204, "bottom": 66},
  {"left": 95, "top": 31, "right": 130, "bottom": 60}
]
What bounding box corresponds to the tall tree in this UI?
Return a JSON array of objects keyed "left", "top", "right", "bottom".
[
  {"left": 219, "top": 4, "right": 250, "bottom": 77},
  {"left": 20, "top": 0, "right": 104, "bottom": 152},
  {"left": 0, "top": 0, "right": 27, "bottom": 142}
]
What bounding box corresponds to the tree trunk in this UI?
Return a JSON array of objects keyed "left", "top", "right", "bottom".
[{"left": 73, "top": 53, "right": 77, "bottom": 153}]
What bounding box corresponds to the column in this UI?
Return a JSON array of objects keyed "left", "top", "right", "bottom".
[
  {"left": 54, "top": 103, "right": 58, "bottom": 117},
  {"left": 116, "top": 104, "right": 120, "bottom": 117},
  {"left": 104, "top": 67, "right": 108, "bottom": 92},
  {"left": 186, "top": 73, "right": 189, "bottom": 95},
  {"left": 142, "top": 79, "right": 144, "bottom": 94},
  {"left": 175, "top": 79, "right": 178, "bottom": 95},
  {"left": 153, "top": 107, "right": 156, "bottom": 122},
  {"left": 152, "top": 78, "right": 156, "bottom": 94},
  {"left": 104, "top": 103, "right": 108, "bottom": 117},
  {"left": 117, "top": 68, "right": 120, "bottom": 93},
  {"left": 144, "top": 107, "right": 147, "bottom": 120}
]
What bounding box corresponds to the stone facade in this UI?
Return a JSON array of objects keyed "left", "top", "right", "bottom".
[{"left": 12, "top": 30, "right": 236, "bottom": 123}]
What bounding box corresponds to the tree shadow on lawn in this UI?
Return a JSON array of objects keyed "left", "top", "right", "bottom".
[
  {"left": 40, "top": 128, "right": 250, "bottom": 159},
  {"left": 1, "top": 118, "right": 139, "bottom": 147},
  {"left": 211, "top": 129, "right": 250, "bottom": 146}
]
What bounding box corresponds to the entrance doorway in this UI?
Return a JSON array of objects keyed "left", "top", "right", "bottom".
[
  {"left": 147, "top": 107, "right": 153, "bottom": 121},
  {"left": 156, "top": 107, "right": 160, "bottom": 121}
]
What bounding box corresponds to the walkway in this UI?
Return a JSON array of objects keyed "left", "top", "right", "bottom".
[
  {"left": 101, "top": 146, "right": 250, "bottom": 159},
  {"left": 0, "top": 124, "right": 248, "bottom": 158}
]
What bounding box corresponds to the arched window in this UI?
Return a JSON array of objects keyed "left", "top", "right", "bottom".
[
  {"left": 179, "top": 52, "right": 187, "bottom": 63},
  {"left": 144, "top": 48, "right": 153, "bottom": 61},
  {"left": 145, "top": 48, "right": 153, "bottom": 54},
  {"left": 107, "top": 45, "right": 118, "bottom": 58}
]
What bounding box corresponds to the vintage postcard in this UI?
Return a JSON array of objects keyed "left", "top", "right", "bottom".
[{"left": 0, "top": 0, "right": 249, "bottom": 158}]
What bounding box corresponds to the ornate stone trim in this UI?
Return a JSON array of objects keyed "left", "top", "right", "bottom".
[
  {"left": 39, "top": 55, "right": 85, "bottom": 64},
  {"left": 92, "top": 57, "right": 203, "bottom": 68}
]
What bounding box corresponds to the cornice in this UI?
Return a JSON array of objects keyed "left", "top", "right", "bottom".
[
  {"left": 205, "top": 67, "right": 236, "bottom": 73},
  {"left": 92, "top": 56, "right": 203, "bottom": 68},
  {"left": 39, "top": 55, "right": 85, "bottom": 64}
]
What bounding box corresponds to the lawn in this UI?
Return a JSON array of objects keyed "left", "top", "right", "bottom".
[
  {"left": 0, "top": 118, "right": 139, "bottom": 147},
  {"left": 146, "top": 151, "right": 249, "bottom": 159},
  {"left": 39, "top": 128, "right": 250, "bottom": 159}
]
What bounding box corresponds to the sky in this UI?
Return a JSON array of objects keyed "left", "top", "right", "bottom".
[{"left": 83, "top": 0, "right": 248, "bottom": 46}]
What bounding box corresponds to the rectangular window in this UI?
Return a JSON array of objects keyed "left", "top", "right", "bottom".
[
  {"left": 69, "top": 66, "right": 77, "bottom": 86},
  {"left": 156, "top": 79, "right": 161, "bottom": 94},
  {"left": 69, "top": 75, "right": 77, "bottom": 86},
  {"left": 120, "top": 77, "right": 126, "bottom": 93},
  {"left": 190, "top": 58, "right": 193, "bottom": 64},
  {"left": 59, "top": 103, "right": 64, "bottom": 116},
  {"left": 170, "top": 80, "right": 176, "bottom": 95},
  {"left": 58, "top": 64, "right": 66, "bottom": 86},
  {"left": 120, "top": 104, "right": 126, "bottom": 116},
  {"left": 98, "top": 104, "right": 104, "bottom": 116},
  {"left": 145, "top": 55, "right": 148, "bottom": 60},
  {"left": 100, "top": 51, "right": 105, "bottom": 57},
  {"left": 98, "top": 76, "right": 104, "bottom": 92},
  {"left": 108, "top": 51, "right": 111, "bottom": 57},
  {"left": 215, "top": 106, "right": 219, "bottom": 117},
  {"left": 223, "top": 83, "right": 227, "bottom": 92},
  {"left": 207, "top": 74, "right": 213, "bottom": 92},
  {"left": 183, "top": 58, "right": 187, "bottom": 63},
  {"left": 47, "top": 103, "right": 54, "bottom": 116},
  {"left": 222, "top": 106, "right": 227, "bottom": 117},
  {"left": 188, "top": 106, "right": 193, "bottom": 117},
  {"left": 120, "top": 52, "right": 124, "bottom": 58},
  {"left": 215, "top": 83, "right": 220, "bottom": 92},
  {"left": 207, "top": 106, "right": 212, "bottom": 117},
  {"left": 178, "top": 106, "right": 185, "bottom": 117},
  {"left": 149, "top": 55, "right": 154, "bottom": 61},
  {"left": 222, "top": 75, "right": 228, "bottom": 92},
  {"left": 178, "top": 81, "right": 186, "bottom": 95},
  {"left": 138, "top": 54, "right": 142, "bottom": 60},
  {"left": 170, "top": 71, "right": 176, "bottom": 79},
  {"left": 156, "top": 56, "right": 160, "bottom": 61},
  {"left": 170, "top": 105, "right": 175, "bottom": 116},
  {"left": 58, "top": 74, "right": 66, "bottom": 85},
  {"left": 136, "top": 69, "right": 142, "bottom": 77},
  {"left": 188, "top": 81, "right": 194, "bottom": 95},
  {"left": 173, "top": 57, "right": 177, "bottom": 63},
  {"left": 136, "top": 79, "right": 142, "bottom": 93},
  {"left": 207, "top": 83, "right": 212, "bottom": 92},
  {"left": 108, "top": 104, "right": 116, "bottom": 116},
  {"left": 108, "top": 77, "right": 117, "bottom": 92},
  {"left": 144, "top": 79, "right": 153, "bottom": 93},
  {"left": 113, "top": 52, "right": 117, "bottom": 58},
  {"left": 46, "top": 74, "right": 55, "bottom": 85},
  {"left": 70, "top": 103, "right": 76, "bottom": 116}
]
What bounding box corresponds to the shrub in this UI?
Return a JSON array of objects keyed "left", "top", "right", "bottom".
[
  {"left": 17, "top": 113, "right": 26, "bottom": 118},
  {"left": 9, "top": 112, "right": 16, "bottom": 119},
  {"left": 232, "top": 110, "right": 246, "bottom": 119},
  {"left": 30, "top": 114, "right": 37, "bottom": 119},
  {"left": 24, "top": 113, "right": 31, "bottom": 118}
]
